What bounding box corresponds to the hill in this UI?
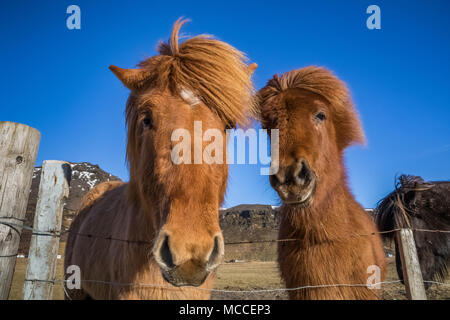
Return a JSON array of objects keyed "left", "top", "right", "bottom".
[{"left": 19, "top": 162, "right": 121, "bottom": 254}]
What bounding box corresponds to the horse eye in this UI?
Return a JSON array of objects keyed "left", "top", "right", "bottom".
[
  {"left": 142, "top": 114, "right": 153, "bottom": 129},
  {"left": 315, "top": 111, "right": 326, "bottom": 122}
]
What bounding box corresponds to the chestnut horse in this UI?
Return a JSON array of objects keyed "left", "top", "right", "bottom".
[
  {"left": 258, "top": 67, "right": 386, "bottom": 299},
  {"left": 64, "top": 19, "right": 257, "bottom": 299}
]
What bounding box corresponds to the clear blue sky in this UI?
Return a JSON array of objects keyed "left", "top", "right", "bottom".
[{"left": 1, "top": 1, "right": 449, "bottom": 208}]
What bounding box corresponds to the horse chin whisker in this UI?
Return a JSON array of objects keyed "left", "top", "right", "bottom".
[
  {"left": 284, "top": 197, "right": 313, "bottom": 208},
  {"left": 282, "top": 182, "right": 316, "bottom": 207}
]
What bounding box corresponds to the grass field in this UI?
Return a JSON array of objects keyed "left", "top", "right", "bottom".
[
  {"left": 9, "top": 245, "right": 66, "bottom": 300},
  {"left": 8, "top": 249, "right": 449, "bottom": 300}
]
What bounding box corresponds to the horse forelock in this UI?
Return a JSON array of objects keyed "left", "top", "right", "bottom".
[
  {"left": 133, "top": 18, "right": 256, "bottom": 128},
  {"left": 258, "top": 66, "right": 365, "bottom": 150}
]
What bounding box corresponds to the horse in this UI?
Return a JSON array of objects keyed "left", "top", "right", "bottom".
[
  {"left": 64, "top": 18, "right": 257, "bottom": 300},
  {"left": 257, "top": 66, "right": 386, "bottom": 299},
  {"left": 375, "top": 174, "right": 450, "bottom": 289}
]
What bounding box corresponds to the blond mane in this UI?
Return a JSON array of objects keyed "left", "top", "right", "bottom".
[{"left": 137, "top": 18, "right": 256, "bottom": 127}]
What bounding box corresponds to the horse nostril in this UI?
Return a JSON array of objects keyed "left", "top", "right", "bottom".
[
  {"left": 269, "top": 174, "right": 279, "bottom": 187},
  {"left": 270, "top": 170, "right": 285, "bottom": 188},
  {"left": 158, "top": 234, "right": 175, "bottom": 269},
  {"left": 295, "top": 160, "right": 311, "bottom": 186},
  {"left": 207, "top": 234, "right": 224, "bottom": 270}
]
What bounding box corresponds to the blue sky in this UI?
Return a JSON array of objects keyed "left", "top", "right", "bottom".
[{"left": 1, "top": 1, "right": 449, "bottom": 208}]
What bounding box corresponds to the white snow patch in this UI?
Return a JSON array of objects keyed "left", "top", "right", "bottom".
[
  {"left": 79, "top": 171, "right": 95, "bottom": 180},
  {"left": 87, "top": 179, "right": 99, "bottom": 189}
]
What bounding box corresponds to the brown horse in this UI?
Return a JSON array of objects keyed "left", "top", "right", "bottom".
[
  {"left": 258, "top": 67, "right": 386, "bottom": 299},
  {"left": 64, "top": 18, "right": 257, "bottom": 299}
]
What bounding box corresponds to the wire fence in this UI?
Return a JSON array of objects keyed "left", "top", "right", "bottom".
[
  {"left": 26, "top": 277, "right": 450, "bottom": 301},
  {"left": 1, "top": 218, "right": 449, "bottom": 252},
  {"left": 1, "top": 217, "right": 449, "bottom": 299}
]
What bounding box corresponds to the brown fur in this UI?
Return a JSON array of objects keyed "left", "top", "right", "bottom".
[
  {"left": 64, "top": 18, "right": 256, "bottom": 299},
  {"left": 258, "top": 66, "right": 386, "bottom": 299}
]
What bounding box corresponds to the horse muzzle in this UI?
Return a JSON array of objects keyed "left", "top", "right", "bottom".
[
  {"left": 152, "top": 231, "right": 224, "bottom": 287},
  {"left": 270, "top": 158, "right": 317, "bottom": 207}
]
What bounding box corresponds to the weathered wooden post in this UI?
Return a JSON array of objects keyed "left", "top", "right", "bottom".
[
  {"left": 23, "top": 160, "right": 71, "bottom": 300},
  {"left": 0, "top": 122, "right": 40, "bottom": 299},
  {"left": 396, "top": 228, "right": 427, "bottom": 300}
]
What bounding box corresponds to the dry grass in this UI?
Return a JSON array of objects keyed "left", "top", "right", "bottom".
[
  {"left": 212, "top": 261, "right": 287, "bottom": 300},
  {"left": 8, "top": 244, "right": 66, "bottom": 300}
]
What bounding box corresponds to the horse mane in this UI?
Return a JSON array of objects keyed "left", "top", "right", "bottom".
[
  {"left": 135, "top": 18, "right": 256, "bottom": 127},
  {"left": 375, "top": 174, "right": 450, "bottom": 284},
  {"left": 375, "top": 174, "right": 435, "bottom": 237},
  {"left": 258, "top": 66, "right": 365, "bottom": 149}
]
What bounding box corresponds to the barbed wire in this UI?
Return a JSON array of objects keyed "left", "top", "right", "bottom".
[
  {"left": 1, "top": 219, "right": 449, "bottom": 259},
  {"left": 27, "top": 278, "right": 403, "bottom": 292},
  {"left": 22, "top": 277, "right": 450, "bottom": 301},
  {"left": 1, "top": 219, "right": 449, "bottom": 250}
]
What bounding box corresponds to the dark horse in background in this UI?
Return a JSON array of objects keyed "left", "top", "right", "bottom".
[{"left": 375, "top": 175, "right": 450, "bottom": 288}]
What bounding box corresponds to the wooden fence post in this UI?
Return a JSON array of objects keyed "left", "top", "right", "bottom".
[
  {"left": 396, "top": 228, "right": 427, "bottom": 300},
  {"left": 23, "top": 160, "right": 71, "bottom": 300},
  {"left": 0, "top": 122, "right": 40, "bottom": 300}
]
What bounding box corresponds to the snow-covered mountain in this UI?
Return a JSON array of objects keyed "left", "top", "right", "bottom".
[{"left": 19, "top": 162, "right": 121, "bottom": 254}]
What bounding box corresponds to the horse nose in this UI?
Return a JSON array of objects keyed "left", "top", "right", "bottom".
[
  {"left": 270, "top": 159, "right": 313, "bottom": 187},
  {"left": 152, "top": 231, "right": 224, "bottom": 286}
]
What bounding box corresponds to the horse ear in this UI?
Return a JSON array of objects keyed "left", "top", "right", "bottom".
[
  {"left": 335, "top": 109, "right": 366, "bottom": 150},
  {"left": 246, "top": 63, "right": 258, "bottom": 76},
  {"left": 109, "top": 65, "right": 150, "bottom": 90}
]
